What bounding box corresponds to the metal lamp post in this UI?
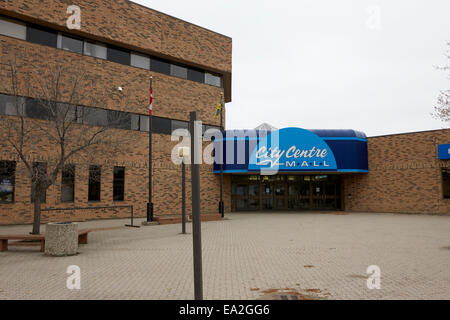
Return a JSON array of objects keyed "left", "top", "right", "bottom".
[
  {"left": 190, "top": 111, "right": 203, "bottom": 300},
  {"left": 178, "top": 146, "right": 189, "bottom": 234}
]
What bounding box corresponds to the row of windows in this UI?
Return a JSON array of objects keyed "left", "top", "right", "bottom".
[
  {"left": 0, "top": 161, "right": 125, "bottom": 203},
  {"left": 0, "top": 93, "right": 220, "bottom": 136},
  {"left": 0, "top": 15, "right": 222, "bottom": 87}
]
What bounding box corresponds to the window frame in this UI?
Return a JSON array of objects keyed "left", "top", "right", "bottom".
[
  {"left": 26, "top": 23, "right": 57, "bottom": 48},
  {"left": 57, "top": 33, "right": 84, "bottom": 54},
  {"left": 0, "top": 16, "right": 26, "bottom": 40},
  {"left": 88, "top": 165, "right": 101, "bottom": 202},
  {"left": 442, "top": 168, "right": 450, "bottom": 199},
  {"left": 84, "top": 41, "right": 107, "bottom": 59},
  {"left": 131, "top": 52, "right": 150, "bottom": 70},
  {"left": 107, "top": 45, "right": 131, "bottom": 66},
  {"left": 0, "top": 161, "right": 16, "bottom": 204},
  {"left": 61, "top": 164, "right": 75, "bottom": 203},
  {"left": 113, "top": 166, "right": 125, "bottom": 202}
]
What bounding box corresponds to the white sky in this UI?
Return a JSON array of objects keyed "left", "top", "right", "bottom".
[{"left": 133, "top": 0, "right": 450, "bottom": 136}]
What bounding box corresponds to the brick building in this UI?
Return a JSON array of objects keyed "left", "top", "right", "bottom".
[
  {"left": 218, "top": 128, "right": 450, "bottom": 215},
  {"left": 0, "top": 0, "right": 231, "bottom": 224},
  {"left": 0, "top": 2, "right": 448, "bottom": 226}
]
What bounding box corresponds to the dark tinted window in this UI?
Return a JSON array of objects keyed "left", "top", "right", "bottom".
[
  {"left": 113, "top": 167, "right": 125, "bottom": 201},
  {"left": 152, "top": 116, "right": 171, "bottom": 134},
  {"left": 0, "top": 161, "right": 16, "bottom": 203},
  {"left": 61, "top": 164, "right": 75, "bottom": 202},
  {"left": 107, "top": 46, "right": 130, "bottom": 65},
  {"left": 151, "top": 57, "right": 170, "bottom": 75},
  {"left": 108, "top": 110, "right": 131, "bottom": 130},
  {"left": 171, "top": 120, "right": 189, "bottom": 136},
  {"left": 26, "top": 24, "right": 57, "bottom": 47},
  {"left": 187, "top": 68, "right": 205, "bottom": 83},
  {"left": 443, "top": 168, "right": 450, "bottom": 199},
  {"left": 88, "top": 165, "right": 101, "bottom": 201},
  {"left": 26, "top": 99, "right": 51, "bottom": 120}
]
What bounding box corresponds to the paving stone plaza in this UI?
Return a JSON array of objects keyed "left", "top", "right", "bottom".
[{"left": 0, "top": 213, "right": 449, "bottom": 300}]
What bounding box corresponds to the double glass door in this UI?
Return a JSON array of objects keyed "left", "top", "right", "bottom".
[{"left": 231, "top": 175, "right": 341, "bottom": 211}]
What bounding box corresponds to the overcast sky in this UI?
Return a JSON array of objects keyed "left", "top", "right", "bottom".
[{"left": 134, "top": 0, "right": 450, "bottom": 136}]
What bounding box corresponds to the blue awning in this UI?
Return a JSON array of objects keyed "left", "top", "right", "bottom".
[{"left": 213, "top": 127, "right": 368, "bottom": 173}]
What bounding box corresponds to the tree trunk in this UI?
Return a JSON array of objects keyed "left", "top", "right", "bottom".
[{"left": 31, "top": 194, "right": 42, "bottom": 235}]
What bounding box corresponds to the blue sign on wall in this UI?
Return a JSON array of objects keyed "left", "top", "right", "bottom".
[
  {"left": 438, "top": 144, "right": 450, "bottom": 160},
  {"left": 248, "top": 127, "right": 337, "bottom": 172}
]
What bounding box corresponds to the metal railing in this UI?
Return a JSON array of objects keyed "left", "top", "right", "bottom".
[{"left": 41, "top": 205, "right": 139, "bottom": 228}]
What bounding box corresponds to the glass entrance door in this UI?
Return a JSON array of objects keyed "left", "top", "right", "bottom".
[{"left": 231, "top": 174, "right": 341, "bottom": 211}]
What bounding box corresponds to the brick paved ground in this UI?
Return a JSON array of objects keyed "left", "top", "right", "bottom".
[{"left": 0, "top": 212, "right": 449, "bottom": 300}]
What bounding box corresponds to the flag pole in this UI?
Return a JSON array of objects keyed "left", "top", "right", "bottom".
[
  {"left": 147, "top": 76, "right": 154, "bottom": 222},
  {"left": 219, "top": 93, "right": 224, "bottom": 218}
]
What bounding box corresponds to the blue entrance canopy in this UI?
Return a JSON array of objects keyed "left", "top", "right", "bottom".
[
  {"left": 213, "top": 128, "right": 368, "bottom": 173},
  {"left": 438, "top": 144, "right": 450, "bottom": 160}
]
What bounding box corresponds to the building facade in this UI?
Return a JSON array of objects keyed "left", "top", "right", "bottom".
[
  {"left": 218, "top": 128, "right": 450, "bottom": 215},
  {"left": 0, "top": 1, "right": 448, "bottom": 226},
  {"left": 0, "top": 0, "right": 232, "bottom": 224}
]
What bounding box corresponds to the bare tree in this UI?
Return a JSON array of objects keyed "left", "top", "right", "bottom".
[
  {"left": 433, "top": 42, "right": 450, "bottom": 126},
  {"left": 1, "top": 58, "right": 139, "bottom": 234}
]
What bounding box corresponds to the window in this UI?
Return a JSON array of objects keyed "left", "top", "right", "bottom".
[
  {"left": 0, "top": 161, "right": 16, "bottom": 203},
  {"left": 25, "top": 99, "right": 51, "bottom": 120},
  {"left": 140, "top": 115, "right": 149, "bottom": 132},
  {"left": 0, "top": 94, "right": 25, "bottom": 116},
  {"left": 151, "top": 57, "right": 170, "bottom": 75},
  {"left": 88, "top": 165, "right": 101, "bottom": 201},
  {"left": 84, "top": 41, "right": 107, "bottom": 59},
  {"left": 171, "top": 120, "right": 189, "bottom": 136},
  {"left": 57, "top": 34, "right": 83, "bottom": 54},
  {"left": 152, "top": 117, "right": 171, "bottom": 134},
  {"left": 31, "top": 162, "right": 47, "bottom": 203},
  {"left": 170, "top": 64, "right": 187, "bottom": 79},
  {"left": 82, "top": 107, "right": 108, "bottom": 126},
  {"left": 131, "top": 114, "right": 140, "bottom": 131},
  {"left": 113, "top": 167, "right": 125, "bottom": 201},
  {"left": 203, "top": 125, "right": 221, "bottom": 141},
  {"left": 26, "top": 24, "right": 57, "bottom": 47},
  {"left": 187, "top": 68, "right": 205, "bottom": 83},
  {"left": 205, "top": 73, "right": 221, "bottom": 87},
  {"left": 0, "top": 16, "right": 26, "bottom": 40},
  {"left": 61, "top": 164, "right": 75, "bottom": 202},
  {"left": 131, "top": 52, "right": 150, "bottom": 69},
  {"left": 107, "top": 46, "right": 130, "bottom": 65},
  {"left": 443, "top": 168, "right": 450, "bottom": 199},
  {"left": 107, "top": 110, "right": 131, "bottom": 130}
]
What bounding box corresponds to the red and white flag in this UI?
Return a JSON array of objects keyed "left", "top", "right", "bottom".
[{"left": 148, "top": 83, "right": 153, "bottom": 116}]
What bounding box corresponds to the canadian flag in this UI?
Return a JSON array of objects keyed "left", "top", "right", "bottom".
[{"left": 148, "top": 84, "right": 153, "bottom": 116}]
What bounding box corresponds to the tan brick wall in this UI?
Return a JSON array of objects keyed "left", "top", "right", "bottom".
[
  {"left": 0, "top": 8, "right": 232, "bottom": 225},
  {"left": 0, "top": 119, "right": 232, "bottom": 225},
  {"left": 0, "top": 36, "right": 224, "bottom": 126},
  {"left": 344, "top": 129, "right": 450, "bottom": 215},
  {"left": 0, "top": 0, "right": 232, "bottom": 74}
]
